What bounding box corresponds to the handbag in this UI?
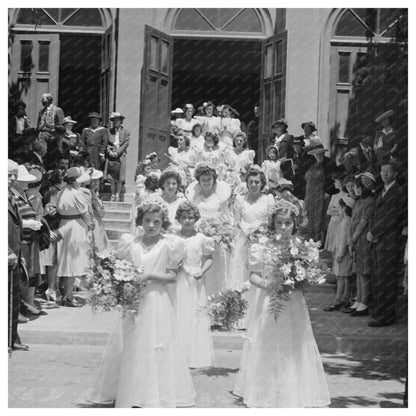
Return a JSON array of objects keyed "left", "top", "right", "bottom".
[{"left": 39, "top": 218, "right": 51, "bottom": 251}]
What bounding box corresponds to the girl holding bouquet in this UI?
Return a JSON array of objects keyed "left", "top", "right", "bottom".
[
  {"left": 91, "top": 196, "right": 195, "bottom": 408},
  {"left": 233, "top": 199, "right": 330, "bottom": 408},
  {"left": 185, "top": 162, "right": 232, "bottom": 295},
  {"left": 175, "top": 201, "right": 216, "bottom": 368}
]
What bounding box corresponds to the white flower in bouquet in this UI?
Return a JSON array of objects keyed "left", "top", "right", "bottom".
[
  {"left": 280, "top": 263, "right": 292, "bottom": 277},
  {"left": 290, "top": 245, "right": 299, "bottom": 256},
  {"left": 294, "top": 261, "right": 306, "bottom": 281},
  {"left": 258, "top": 235, "right": 269, "bottom": 245}
]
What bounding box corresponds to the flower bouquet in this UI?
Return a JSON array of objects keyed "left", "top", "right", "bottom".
[
  {"left": 85, "top": 245, "right": 147, "bottom": 318},
  {"left": 256, "top": 236, "right": 325, "bottom": 320},
  {"left": 206, "top": 282, "right": 250, "bottom": 330},
  {"left": 197, "top": 217, "right": 236, "bottom": 251}
]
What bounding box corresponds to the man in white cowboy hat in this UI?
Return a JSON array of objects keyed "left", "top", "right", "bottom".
[
  {"left": 373, "top": 109, "right": 397, "bottom": 167},
  {"left": 106, "top": 112, "right": 130, "bottom": 201},
  {"left": 81, "top": 112, "right": 109, "bottom": 170},
  {"left": 36, "top": 92, "right": 65, "bottom": 168}
]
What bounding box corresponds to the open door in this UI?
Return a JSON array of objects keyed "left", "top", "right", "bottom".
[
  {"left": 258, "top": 30, "right": 287, "bottom": 162},
  {"left": 139, "top": 25, "right": 173, "bottom": 165},
  {"left": 10, "top": 33, "right": 60, "bottom": 125},
  {"left": 100, "top": 26, "right": 113, "bottom": 125}
]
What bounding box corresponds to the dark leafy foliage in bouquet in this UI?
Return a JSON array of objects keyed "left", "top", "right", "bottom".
[{"left": 207, "top": 284, "right": 250, "bottom": 330}]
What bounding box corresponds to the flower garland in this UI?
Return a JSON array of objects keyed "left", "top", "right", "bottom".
[
  {"left": 197, "top": 217, "right": 236, "bottom": 251},
  {"left": 85, "top": 244, "right": 147, "bottom": 318},
  {"left": 206, "top": 283, "right": 250, "bottom": 330},
  {"left": 250, "top": 236, "right": 326, "bottom": 321}
]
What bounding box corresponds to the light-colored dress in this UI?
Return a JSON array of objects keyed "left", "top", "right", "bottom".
[
  {"left": 176, "top": 232, "right": 216, "bottom": 368},
  {"left": 91, "top": 191, "right": 110, "bottom": 252},
  {"left": 332, "top": 215, "right": 353, "bottom": 277},
  {"left": 324, "top": 191, "right": 347, "bottom": 253},
  {"left": 194, "top": 115, "right": 221, "bottom": 135},
  {"left": 219, "top": 117, "right": 241, "bottom": 147},
  {"left": 228, "top": 193, "right": 275, "bottom": 289},
  {"left": 185, "top": 180, "right": 232, "bottom": 295},
  {"left": 164, "top": 195, "right": 187, "bottom": 233},
  {"left": 225, "top": 148, "right": 255, "bottom": 189},
  {"left": 233, "top": 240, "right": 331, "bottom": 408},
  {"left": 91, "top": 234, "right": 195, "bottom": 408},
  {"left": 261, "top": 160, "right": 282, "bottom": 189},
  {"left": 175, "top": 118, "right": 199, "bottom": 138},
  {"left": 190, "top": 134, "right": 205, "bottom": 151},
  {"left": 56, "top": 185, "right": 89, "bottom": 277}
]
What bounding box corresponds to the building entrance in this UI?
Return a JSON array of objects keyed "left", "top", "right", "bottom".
[{"left": 172, "top": 38, "right": 261, "bottom": 126}]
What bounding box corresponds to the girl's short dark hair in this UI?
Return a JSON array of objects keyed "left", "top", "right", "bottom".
[
  {"left": 204, "top": 131, "right": 219, "bottom": 146},
  {"left": 194, "top": 164, "right": 217, "bottom": 183},
  {"left": 245, "top": 167, "right": 267, "bottom": 190},
  {"left": 191, "top": 123, "right": 202, "bottom": 136},
  {"left": 233, "top": 132, "right": 248, "bottom": 148},
  {"left": 135, "top": 204, "right": 170, "bottom": 229},
  {"left": 339, "top": 199, "right": 353, "bottom": 217},
  {"left": 144, "top": 174, "right": 160, "bottom": 191},
  {"left": 175, "top": 200, "right": 201, "bottom": 222},
  {"left": 268, "top": 208, "right": 298, "bottom": 235},
  {"left": 159, "top": 170, "right": 182, "bottom": 191}
]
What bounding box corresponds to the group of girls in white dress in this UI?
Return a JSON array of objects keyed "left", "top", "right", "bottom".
[{"left": 90, "top": 104, "right": 330, "bottom": 408}]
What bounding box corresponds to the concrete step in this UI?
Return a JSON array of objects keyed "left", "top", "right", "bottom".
[
  {"left": 103, "top": 201, "right": 133, "bottom": 211},
  {"left": 106, "top": 228, "right": 129, "bottom": 240},
  {"left": 102, "top": 218, "right": 131, "bottom": 231},
  {"left": 103, "top": 210, "right": 131, "bottom": 221}
]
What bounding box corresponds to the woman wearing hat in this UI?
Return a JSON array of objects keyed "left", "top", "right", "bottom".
[
  {"left": 105, "top": 112, "right": 130, "bottom": 202},
  {"left": 270, "top": 119, "right": 294, "bottom": 159},
  {"left": 304, "top": 145, "right": 336, "bottom": 243},
  {"left": 62, "top": 116, "right": 83, "bottom": 162},
  {"left": 175, "top": 104, "right": 199, "bottom": 139},
  {"left": 301, "top": 121, "right": 322, "bottom": 150},
  {"left": 9, "top": 165, "right": 44, "bottom": 317},
  {"left": 81, "top": 112, "right": 109, "bottom": 170},
  {"left": 55, "top": 167, "right": 92, "bottom": 307}
]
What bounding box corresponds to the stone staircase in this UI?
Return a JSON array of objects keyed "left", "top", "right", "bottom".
[{"left": 102, "top": 201, "right": 134, "bottom": 247}]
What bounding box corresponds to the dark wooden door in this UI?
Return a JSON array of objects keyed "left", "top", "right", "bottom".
[
  {"left": 139, "top": 25, "right": 173, "bottom": 165},
  {"left": 258, "top": 30, "right": 287, "bottom": 162}
]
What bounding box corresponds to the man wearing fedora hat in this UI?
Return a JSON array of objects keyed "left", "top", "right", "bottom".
[
  {"left": 270, "top": 118, "right": 294, "bottom": 159},
  {"left": 36, "top": 93, "right": 65, "bottom": 168},
  {"left": 81, "top": 112, "right": 109, "bottom": 170},
  {"left": 373, "top": 109, "right": 397, "bottom": 167},
  {"left": 105, "top": 112, "right": 130, "bottom": 201}
]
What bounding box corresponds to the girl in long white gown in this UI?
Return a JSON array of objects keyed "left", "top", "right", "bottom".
[
  {"left": 228, "top": 167, "right": 274, "bottom": 289},
  {"left": 91, "top": 197, "right": 195, "bottom": 408},
  {"left": 175, "top": 201, "right": 216, "bottom": 368},
  {"left": 233, "top": 201, "right": 331, "bottom": 408}
]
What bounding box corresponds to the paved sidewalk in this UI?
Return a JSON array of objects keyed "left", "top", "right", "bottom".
[{"left": 9, "top": 289, "right": 407, "bottom": 408}]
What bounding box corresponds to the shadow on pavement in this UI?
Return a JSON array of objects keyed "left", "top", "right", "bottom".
[{"left": 194, "top": 367, "right": 239, "bottom": 377}]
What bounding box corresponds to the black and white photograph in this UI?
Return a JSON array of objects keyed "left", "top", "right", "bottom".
[{"left": 7, "top": 5, "right": 408, "bottom": 409}]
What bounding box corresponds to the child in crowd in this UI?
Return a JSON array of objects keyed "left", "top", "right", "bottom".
[
  {"left": 146, "top": 152, "right": 161, "bottom": 178},
  {"left": 190, "top": 123, "right": 205, "bottom": 151},
  {"left": 175, "top": 201, "right": 216, "bottom": 368},
  {"left": 324, "top": 196, "right": 355, "bottom": 312},
  {"left": 261, "top": 145, "right": 282, "bottom": 193}
]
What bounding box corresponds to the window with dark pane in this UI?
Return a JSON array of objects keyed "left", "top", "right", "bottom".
[
  {"left": 149, "top": 36, "right": 158, "bottom": 72},
  {"left": 43, "top": 9, "right": 60, "bottom": 23},
  {"left": 174, "top": 9, "right": 214, "bottom": 31},
  {"left": 264, "top": 44, "right": 272, "bottom": 79},
  {"left": 20, "top": 41, "right": 33, "bottom": 72},
  {"left": 223, "top": 9, "right": 262, "bottom": 32},
  {"left": 17, "top": 8, "right": 56, "bottom": 25},
  {"left": 275, "top": 40, "right": 283, "bottom": 75},
  {"left": 274, "top": 79, "right": 282, "bottom": 118},
  {"left": 335, "top": 9, "right": 369, "bottom": 37},
  {"left": 338, "top": 52, "right": 350, "bottom": 83},
  {"left": 38, "top": 41, "right": 50, "bottom": 72},
  {"left": 160, "top": 41, "right": 169, "bottom": 74},
  {"left": 63, "top": 8, "right": 102, "bottom": 26},
  {"left": 263, "top": 82, "right": 272, "bottom": 133}
]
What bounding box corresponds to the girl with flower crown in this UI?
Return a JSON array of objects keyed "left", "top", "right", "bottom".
[
  {"left": 175, "top": 201, "right": 216, "bottom": 368},
  {"left": 232, "top": 199, "right": 330, "bottom": 408},
  {"left": 91, "top": 197, "right": 195, "bottom": 408}
]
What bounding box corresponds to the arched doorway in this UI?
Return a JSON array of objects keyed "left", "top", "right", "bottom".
[
  {"left": 9, "top": 8, "right": 113, "bottom": 127},
  {"left": 139, "top": 8, "right": 284, "bottom": 162}
]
